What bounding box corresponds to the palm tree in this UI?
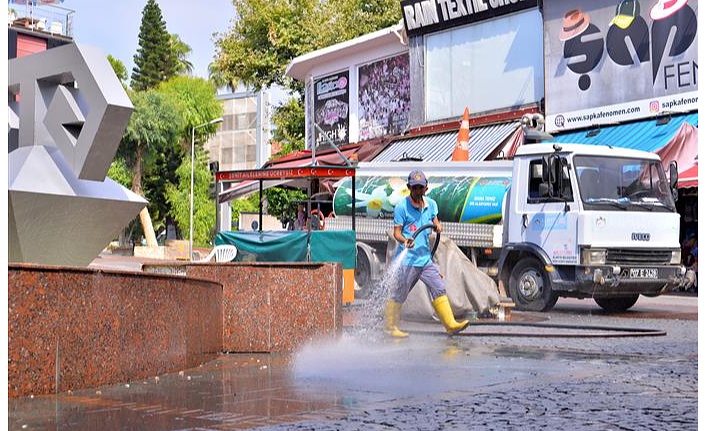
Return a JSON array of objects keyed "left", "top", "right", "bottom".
[
  {"left": 208, "top": 61, "right": 240, "bottom": 92},
  {"left": 170, "top": 33, "right": 194, "bottom": 75}
]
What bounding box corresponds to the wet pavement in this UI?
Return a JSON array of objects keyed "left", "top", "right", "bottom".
[
  {"left": 11, "top": 254, "right": 699, "bottom": 430},
  {"left": 9, "top": 290, "right": 698, "bottom": 431}
]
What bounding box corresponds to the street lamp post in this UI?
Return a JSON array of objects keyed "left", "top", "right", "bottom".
[{"left": 190, "top": 117, "right": 223, "bottom": 260}]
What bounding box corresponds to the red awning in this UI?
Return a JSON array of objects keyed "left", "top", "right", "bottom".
[
  {"left": 678, "top": 164, "right": 698, "bottom": 189},
  {"left": 656, "top": 122, "right": 698, "bottom": 189},
  {"left": 218, "top": 158, "right": 314, "bottom": 203},
  {"left": 217, "top": 149, "right": 360, "bottom": 203}
]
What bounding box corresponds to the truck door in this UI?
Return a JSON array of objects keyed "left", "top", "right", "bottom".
[{"left": 517, "top": 157, "right": 580, "bottom": 266}]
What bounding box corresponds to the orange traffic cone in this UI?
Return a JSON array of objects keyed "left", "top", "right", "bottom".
[{"left": 451, "top": 107, "right": 470, "bottom": 161}]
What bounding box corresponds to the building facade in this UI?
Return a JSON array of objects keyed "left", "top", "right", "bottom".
[
  {"left": 283, "top": 0, "right": 697, "bottom": 242},
  {"left": 205, "top": 90, "right": 272, "bottom": 172}
]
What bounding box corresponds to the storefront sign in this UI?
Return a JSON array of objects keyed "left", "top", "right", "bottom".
[
  {"left": 544, "top": 0, "right": 698, "bottom": 132},
  {"left": 314, "top": 71, "right": 350, "bottom": 147},
  {"left": 401, "top": 0, "right": 537, "bottom": 37},
  {"left": 217, "top": 167, "right": 355, "bottom": 182}
]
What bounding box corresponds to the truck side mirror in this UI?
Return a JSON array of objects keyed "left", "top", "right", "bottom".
[
  {"left": 669, "top": 161, "right": 678, "bottom": 189},
  {"left": 542, "top": 156, "right": 557, "bottom": 184}
]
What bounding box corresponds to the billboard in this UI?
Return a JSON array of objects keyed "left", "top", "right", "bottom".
[
  {"left": 314, "top": 71, "right": 350, "bottom": 147},
  {"left": 544, "top": 0, "right": 698, "bottom": 132},
  {"left": 358, "top": 53, "right": 411, "bottom": 141}
]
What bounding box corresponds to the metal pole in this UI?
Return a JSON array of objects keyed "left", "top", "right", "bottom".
[
  {"left": 189, "top": 125, "right": 195, "bottom": 260},
  {"left": 352, "top": 173, "right": 356, "bottom": 231},
  {"left": 313, "top": 123, "right": 351, "bottom": 166},
  {"left": 215, "top": 180, "right": 220, "bottom": 235},
  {"left": 259, "top": 180, "right": 263, "bottom": 232},
  {"left": 189, "top": 117, "right": 224, "bottom": 261}
]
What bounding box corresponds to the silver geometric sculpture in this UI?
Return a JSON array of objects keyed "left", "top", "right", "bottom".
[{"left": 8, "top": 43, "right": 146, "bottom": 266}]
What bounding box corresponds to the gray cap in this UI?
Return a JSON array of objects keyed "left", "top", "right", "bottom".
[{"left": 407, "top": 170, "right": 428, "bottom": 186}]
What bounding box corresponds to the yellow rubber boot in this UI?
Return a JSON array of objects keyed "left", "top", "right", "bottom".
[
  {"left": 384, "top": 300, "right": 409, "bottom": 338},
  {"left": 432, "top": 295, "right": 470, "bottom": 335}
]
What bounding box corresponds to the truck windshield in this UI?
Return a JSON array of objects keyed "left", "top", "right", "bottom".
[{"left": 574, "top": 155, "right": 676, "bottom": 212}]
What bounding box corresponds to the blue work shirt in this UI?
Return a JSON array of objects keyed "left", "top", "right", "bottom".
[{"left": 393, "top": 196, "right": 439, "bottom": 267}]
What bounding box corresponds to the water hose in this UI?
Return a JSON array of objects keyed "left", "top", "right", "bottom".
[
  {"left": 455, "top": 321, "right": 666, "bottom": 337},
  {"left": 404, "top": 225, "right": 666, "bottom": 338},
  {"left": 411, "top": 223, "right": 441, "bottom": 258}
]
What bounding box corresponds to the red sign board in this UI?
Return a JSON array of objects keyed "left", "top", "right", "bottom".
[{"left": 216, "top": 166, "right": 355, "bottom": 182}]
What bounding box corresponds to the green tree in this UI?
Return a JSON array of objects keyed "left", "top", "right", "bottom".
[
  {"left": 158, "top": 76, "right": 223, "bottom": 137},
  {"left": 119, "top": 89, "right": 183, "bottom": 245},
  {"left": 271, "top": 96, "right": 305, "bottom": 156},
  {"left": 107, "top": 157, "right": 132, "bottom": 188},
  {"left": 107, "top": 55, "right": 128, "bottom": 87},
  {"left": 212, "top": 0, "right": 315, "bottom": 93},
  {"left": 208, "top": 61, "right": 239, "bottom": 92},
  {"left": 229, "top": 193, "right": 260, "bottom": 228},
  {"left": 264, "top": 187, "right": 306, "bottom": 220},
  {"left": 157, "top": 75, "right": 223, "bottom": 239},
  {"left": 170, "top": 33, "right": 194, "bottom": 75},
  {"left": 131, "top": 0, "right": 179, "bottom": 91},
  {"left": 213, "top": 0, "right": 400, "bottom": 95},
  {"left": 165, "top": 148, "right": 215, "bottom": 246}
]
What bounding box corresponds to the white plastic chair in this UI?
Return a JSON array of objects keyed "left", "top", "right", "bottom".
[
  {"left": 196, "top": 244, "right": 237, "bottom": 263},
  {"left": 49, "top": 21, "right": 62, "bottom": 35}
]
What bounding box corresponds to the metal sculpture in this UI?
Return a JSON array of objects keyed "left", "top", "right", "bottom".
[{"left": 8, "top": 43, "right": 146, "bottom": 266}]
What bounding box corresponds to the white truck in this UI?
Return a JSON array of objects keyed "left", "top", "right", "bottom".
[{"left": 325, "top": 143, "right": 690, "bottom": 312}]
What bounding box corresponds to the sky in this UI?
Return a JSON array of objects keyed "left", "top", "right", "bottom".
[{"left": 61, "top": 0, "right": 236, "bottom": 81}]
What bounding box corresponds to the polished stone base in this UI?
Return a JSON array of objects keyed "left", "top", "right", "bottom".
[
  {"left": 8, "top": 264, "right": 222, "bottom": 398},
  {"left": 9, "top": 261, "right": 343, "bottom": 397}
]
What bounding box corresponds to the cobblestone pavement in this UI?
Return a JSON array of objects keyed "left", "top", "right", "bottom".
[
  {"left": 251, "top": 312, "right": 698, "bottom": 431},
  {"left": 9, "top": 295, "right": 698, "bottom": 431}
]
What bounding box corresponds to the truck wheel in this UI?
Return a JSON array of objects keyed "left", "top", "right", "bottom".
[
  {"left": 594, "top": 295, "right": 639, "bottom": 312},
  {"left": 354, "top": 248, "right": 373, "bottom": 299},
  {"left": 509, "top": 257, "right": 557, "bottom": 311}
]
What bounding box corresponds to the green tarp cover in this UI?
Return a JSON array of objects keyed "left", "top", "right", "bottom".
[
  {"left": 216, "top": 231, "right": 308, "bottom": 262},
  {"left": 310, "top": 230, "right": 356, "bottom": 270},
  {"left": 215, "top": 230, "right": 356, "bottom": 268}
]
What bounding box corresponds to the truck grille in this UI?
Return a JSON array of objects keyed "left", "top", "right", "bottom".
[{"left": 606, "top": 249, "right": 673, "bottom": 265}]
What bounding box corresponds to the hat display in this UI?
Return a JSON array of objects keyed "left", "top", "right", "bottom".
[
  {"left": 407, "top": 170, "right": 428, "bottom": 187},
  {"left": 611, "top": 0, "right": 640, "bottom": 29},
  {"left": 559, "top": 9, "right": 591, "bottom": 41},
  {"left": 650, "top": 0, "right": 688, "bottom": 20}
]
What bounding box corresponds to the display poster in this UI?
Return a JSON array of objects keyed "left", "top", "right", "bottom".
[
  {"left": 543, "top": 0, "right": 698, "bottom": 132},
  {"left": 333, "top": 175, "right": 510, "bottom": 224},
  {"left": 314, "top": 71, "right": 350, "bottom": 147},
  {"left": 358, "top": 53, "right": 411, "bottom": 141}
]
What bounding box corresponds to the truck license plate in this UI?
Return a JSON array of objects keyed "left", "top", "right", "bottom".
[{"left": 629, "top": 268, "right": 658, "bottom": 279}]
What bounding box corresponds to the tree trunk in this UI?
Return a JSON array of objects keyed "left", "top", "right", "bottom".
[
  {"left": 133, "top": 144, "right": 158, "bottom": 247},
  {"left": 139, "top": 208, "right": 158, "bottom": 247}
]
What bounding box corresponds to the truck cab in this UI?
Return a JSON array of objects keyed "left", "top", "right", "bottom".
[{"left": 499, "top": 143, "right": 686, "bottom": 312}]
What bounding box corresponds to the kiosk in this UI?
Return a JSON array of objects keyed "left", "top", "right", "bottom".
[{"left": 215, "top": 166, "right": 357, "bottom": 304}]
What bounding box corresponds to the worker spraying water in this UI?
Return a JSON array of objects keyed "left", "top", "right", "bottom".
[{"left": 385, "top": 170, "right": 471, "bottom": 338}]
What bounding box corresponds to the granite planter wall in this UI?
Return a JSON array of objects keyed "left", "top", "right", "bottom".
[
  {"left": 8, "top": 264, "right": 222, "bottom": 398},
  {"left": 185, "top": 262, "right": 343, "bottom": 353}
]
